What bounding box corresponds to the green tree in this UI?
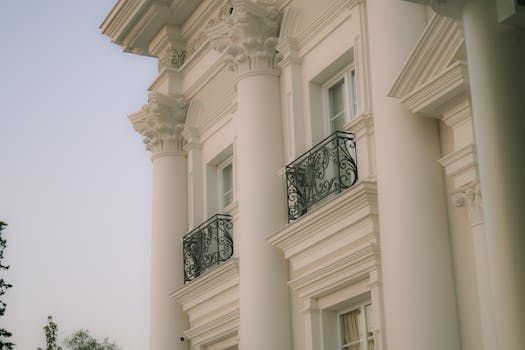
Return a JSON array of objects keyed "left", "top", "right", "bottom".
[
  {"left": 0, "top": 221, "right": 14, "bottom": 350},
  {"left": 64, "top": 330, "right": 120, "bottom": 350},
  {"left": 37, "top": 315, "right": 62, "bottom": 350}
]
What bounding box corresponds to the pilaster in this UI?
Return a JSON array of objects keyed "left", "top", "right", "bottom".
[
  {"left": 276, "top": 36, "right": 305, "bottom": 161},
  {"left": 182, "top": 127, "right": 203, "bottom": 229}
]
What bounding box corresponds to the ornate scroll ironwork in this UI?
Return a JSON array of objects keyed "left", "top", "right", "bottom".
[
  {"left": 183, "top": 214, "right": 234, "bottom": 283},
  {"left": 286, "top": 131, "right": 358, "bottom": 222}
]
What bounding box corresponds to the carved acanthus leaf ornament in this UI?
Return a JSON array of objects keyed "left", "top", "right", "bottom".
[
  {"left": 453, "top": 183, "right": 484, "bottom": 226},
  {"left": 207, "top": 0, "right": 282, "bottom": 74},
  {"left": 132, "top": 92, "right": 188, "bottom": 154}
]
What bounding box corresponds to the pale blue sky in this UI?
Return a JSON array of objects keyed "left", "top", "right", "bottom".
[{"left": 1, "top": 1, "right": 157, "bottom": 349}]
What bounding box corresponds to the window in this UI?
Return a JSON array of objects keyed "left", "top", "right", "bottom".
[
  {"left": 339, "top": 303, "right": 374, "bottom": 350},
  {"left": 219, "top": 159, "right": 233, "bottom": 210},
  {"left": 324, "top": 67, "right": 358, "bottom": 133}
]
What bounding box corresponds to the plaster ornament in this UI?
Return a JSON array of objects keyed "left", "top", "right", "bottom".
[
  {"left": 207, "top": 0, "right": 282, "bottom": 74},
  {"left": 158, "top": 44, "right": 186, "bottom": 70},
  {"left": 453, "top": 183, "right": 484, "bottom": 226},
  {"left": 133, "top": 92, "right": 188, "bottom": 153}
]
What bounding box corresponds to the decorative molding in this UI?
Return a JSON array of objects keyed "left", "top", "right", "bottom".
[
  {"left": 347, "top": 113, "right": 373, "bottom": 140},
  {"left": 400, "top": 60, "right": 470, "bottom": 117},
  {"left": 453, "top": 183, "right": 484, "bottom": 226},
  {"left": 158, "top": 44, "right": 187, "bottom": 70},
  {"left": 269, "top": 180, "right": 379, "bottom": 259},
  {"left": 129, "top": 91, "right": 188, "bottom": 154},
  {"left": 171, "top": 258, "right": 240, "bottom": 347},
  {"left": 295, "top": 0, "right": 358, "bottom": 55},
  {"left": 389, "top": 14, "right": 465, "bottom": 100},
  {"left": 186, "top": 2, "right": 231, "bottom": 57},
  {"left": 148, "top": 67, "right": 183, "bottom": 94},
  {"left": 439, "top": 144, "right": 478, "bottom": 185},
  {"left": 207, "top": 0, "right": 282, "bottom": 74},
  {"left": 184, "top": 309, "right": 239, "bottom": 347},
  {"left": 171, "top": 258, "right": 239, "bottom": 308},
  {"left": 288, "top": 239, "right": 379, "bottom": 299}
]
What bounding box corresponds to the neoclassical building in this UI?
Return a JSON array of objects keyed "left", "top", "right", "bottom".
[{"left": 101, "top": 1, "right": 524, "bottom": 350}]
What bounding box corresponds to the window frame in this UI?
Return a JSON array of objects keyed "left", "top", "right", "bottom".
[
  {"left": 218, "top": 157, "right": 234, "bottom": 211},
  {"left": 322, "top": 64, "right": 358, "bottom": 134},
  {"left": 337, "top": 301, "right": 374, "bottom": 350}
]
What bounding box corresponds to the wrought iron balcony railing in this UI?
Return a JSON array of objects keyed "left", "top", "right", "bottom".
[
  {"left": 285, "top": 131, "right": 358, "bottom": 222},
  {"left": 183, "top": 214, "right": 234, "bottom": 283}
]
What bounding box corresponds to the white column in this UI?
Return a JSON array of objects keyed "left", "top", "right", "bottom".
[
  {"left": 461, "top": 1, "right": 525, "bottom": 347},
  {"left": 130, "top": 92, "right": 189, "bottom": 350},
  {"left": 208, "top": 2, "right": 291, "bottom": 349},
  {"left": 366, "top": 2, "right": 460, "bottom": 350}
]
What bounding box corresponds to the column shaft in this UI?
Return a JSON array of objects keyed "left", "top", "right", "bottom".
[
  {"left": 236, "top": 72, "right": 292, "bottom": 350},
  {"left": 150, "top": 152, "right": 188, "bottom": 350},
  {"left": 462, "top": 1, "right": 525, "bottom": 347},
  {"left": 367, "top": 2, "right": 460, "bottom": 350}
]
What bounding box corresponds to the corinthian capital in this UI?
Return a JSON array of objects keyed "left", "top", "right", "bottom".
[
  {"left": 130, "top": 92, "right": 188, "bottom": 154},
  {"left": 207, "top": 0, "right": 281, "bottom": 74}
]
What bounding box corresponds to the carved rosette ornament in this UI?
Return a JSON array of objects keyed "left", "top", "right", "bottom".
[
  {"left": 131, "top": 92, "right": 188, "bottom": 154},
  {"left": 453, "top": 183, "right": 484, "bottom": 226},
  {"left": 207, "top": 0, "right": 282, "bottom": 75}
]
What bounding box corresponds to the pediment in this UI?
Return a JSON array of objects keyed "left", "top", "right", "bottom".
[{"left": 389, "top": 14, "right": 467, "bottom": 105}]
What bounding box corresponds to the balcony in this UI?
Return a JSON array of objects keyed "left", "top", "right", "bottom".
[
  {"left": 285, "top": 131, "right": 358, "bottom": 222},
  {"left": 183, "top": 214, "right": 234, "bottom": 283}
]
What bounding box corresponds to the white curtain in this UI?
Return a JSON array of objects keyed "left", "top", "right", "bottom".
[{"left": 342, "top": 309, "right": 361, "bottom": 350}]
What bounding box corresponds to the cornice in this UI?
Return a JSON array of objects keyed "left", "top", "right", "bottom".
[
  {"left": 288, "top": 239, "right": 379, "bottom": 299},
  {"left": 442, "top": 98, "right": 471, "bottom": 128},
  {"left": 170, "top": 258, "right": 239, "bottom": 308},
  {"left": 268, "top": 181, "right": 378, "bottom": 258},
  {"left": 184, "top": 309, "right": 239, "bottom": 347},
  {"left": 400, "top": 61, "right": 470, "bottom": 116},
  {"left": 101, "top": 0, "right": 204, "bottom": 56},
  {"left": 389, "top": 14, "right": 465, "bottom": 99},
  {"left": 148, "top": 67, "right": 182, "bottom": 93},
  {"left": 439, "top": 143, "right": 478, "bottom": 179},
  {"left": 347, "top": 113, "right": 374, "bottom": 139},
  {"left": 100, "top": 0, "right": 147, "bottom": 43}
]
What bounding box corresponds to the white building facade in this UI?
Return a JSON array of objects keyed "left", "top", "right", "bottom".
[{"left": 101, "top": 1, "right": 525, "bottom": 350}]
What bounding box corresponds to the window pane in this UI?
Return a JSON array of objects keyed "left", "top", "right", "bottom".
[
  {"left": 328, "top": 79, "right": 346, "bottom": 131},
  {"left": 350, "top": 70, "right": 357, "bottom": 116},
  {"left": 222, "top": 163, "right": 233, "bottom": 208},
  {"left": 365, "top": 304, "right": 374, "bottom": 350},
  {"left": 341, "top": 309, "right": 361, "bottom": 346}
]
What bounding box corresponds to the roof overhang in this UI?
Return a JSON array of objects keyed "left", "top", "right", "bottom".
[{"left": 100, "top": 0, "right": 203, "bottom": 56}]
